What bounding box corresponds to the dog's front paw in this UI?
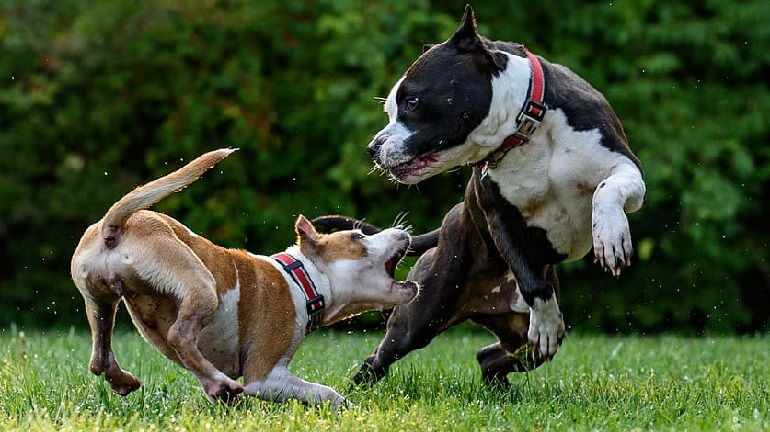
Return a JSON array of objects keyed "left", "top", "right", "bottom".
[
  {"left": 527, "top": 295, "right": 565, "bottom": 360},
  {"left": 329, "top": 394, "right": 353, "bottom": 410},
  {"left": 592, "top": 209, "right": 633, "bottom": 276},
  {"left": 350, "top": 356, "right": 388, "bottom": 387}
]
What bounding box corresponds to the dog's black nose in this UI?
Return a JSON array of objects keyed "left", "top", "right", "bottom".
[{"left": 367, "top": 139, "right": 380, "bottom": 159}]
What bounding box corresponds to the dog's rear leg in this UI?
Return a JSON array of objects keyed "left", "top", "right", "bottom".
[
  {"left": 474, "top": 315, "right": 548, "bottom": 386},
  {"left": 136, "top": 236, "right": 243, "bottom": 403},
  {"left": 166, "top": 292, "right": 243, "bottom": 403},
  {"left": 474, "top": 265, "right": 560, "bottom": 385},
  {"left": 85, "top": 297, "right": 141, "bottom": 395},
  {"left": 352, "top": 301, "right": 450, "bottom": 386}
]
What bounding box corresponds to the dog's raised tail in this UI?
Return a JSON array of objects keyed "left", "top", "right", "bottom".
[{"left": 101, "top": 148, "right": 238, "bottom": 248}]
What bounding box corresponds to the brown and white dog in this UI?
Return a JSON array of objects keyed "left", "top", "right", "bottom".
[{"left": 70, "top": 148, "right": 418, "bottom": 407}]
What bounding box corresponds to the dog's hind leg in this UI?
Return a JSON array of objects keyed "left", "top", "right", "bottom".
[
  {"left": 84, "top": 293, "right": 141, "bottom": 395},
  {"left": 128, "top": 232, "right": 243, "bottom": 403},
  {"left": 166, "top": 316, "right": 243, "bottom": 403},
  {"left": 473, "top": 265, "right": 559, "bottom": 385},
  {"left": 163, "top": 276, "right": 244, "bottom": 403},
  {"left": 474, "top": 314, "right": 548, "bottom": 386}
]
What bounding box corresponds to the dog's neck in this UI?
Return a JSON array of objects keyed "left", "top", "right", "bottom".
[
  {"left": 473, "top": 51, "right": 547, "bottom": 173},
  {"left": 469, "top": 51, "right": 547, "bottom": 167},
  {"left": 273, "top": 246, "right": 330, "bottom": 333}
]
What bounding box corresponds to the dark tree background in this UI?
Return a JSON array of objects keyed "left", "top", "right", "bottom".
[{"left": 1, "top": 0, "right": 767, "bottom": 334}]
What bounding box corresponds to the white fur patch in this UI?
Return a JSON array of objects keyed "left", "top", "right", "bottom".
[
  {"left": 468, "top": 52, "right": 532, "bottom": 150},
  {"left": 197, "top": 268, "right": 241, "bottom": 376},
  {"left": 504, "top": 271, "right": 529, "bottom": 314},
  {"left": 383, "top": 76, "right": 404, "bottom": 122},
  {"left": 489, "top": 109, "right": 644, "bottom": 261},
  {"left": 527, "top": 293, "right": 564, "bottom": 357},
  {"left": 243, "top": 366, "right": 348, "bottom": 408}
]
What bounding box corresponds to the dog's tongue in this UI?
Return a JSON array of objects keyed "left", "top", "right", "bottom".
[
  {"left": 393, "top": 280, "right": 418, "bottom": 292},
  {"left": 385, "top": 257, "right": 397, "bottom": 277}
]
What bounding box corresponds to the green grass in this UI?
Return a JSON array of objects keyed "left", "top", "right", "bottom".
[{"left": 1, "top": 325, "right": 768, "bottom": 431}]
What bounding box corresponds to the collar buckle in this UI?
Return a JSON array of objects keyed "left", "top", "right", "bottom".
[
  {"left": 272, "top": 252, "right": 326, "bottom": 334},
  {"left": 515, "top": 100, "right": 546, "bottom": 135},
  {"left": 306, "top": 296, "right": 325, "bottom": 322}
]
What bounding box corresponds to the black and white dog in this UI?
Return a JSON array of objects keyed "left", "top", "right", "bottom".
[{"left": 318, "top": 5, "right": 645, "bottom": 386}]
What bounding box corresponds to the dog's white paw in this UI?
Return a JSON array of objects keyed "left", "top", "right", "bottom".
[
  {"left": 330, "top": 394, "right": 353, "bottom": 410},
  {"left": 527, "top": 295, "right": 565, "bottom": 359},
  {"left": 592, "top": 207, "right": 633, "bottom": 276}
]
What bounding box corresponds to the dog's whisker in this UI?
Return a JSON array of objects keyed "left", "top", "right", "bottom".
[
  {"left": 391, "top": 212, "right": 410, "bottom": 230},
  {"left": 353, "top": 218, "right": 368, "bottom": 231}
]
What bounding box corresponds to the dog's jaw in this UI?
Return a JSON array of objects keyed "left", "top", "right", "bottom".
[
  {"left": 386, "top": 152, "right": 441, "bottom": 184},
  {"left": 370, "top": 118, "right": 491, "bottom": 184},
  {"left": 319, "top": 228, "right": 418, "bottom": 323},
  {"left": 372, "top": 137, "right": 490, "bottom": 184},
  {"left": 368, "top": 54, "right": 531, "bottom": 185}
]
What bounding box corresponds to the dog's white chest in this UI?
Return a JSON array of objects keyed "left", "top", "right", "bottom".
[{"left": 489, "top": 112, "right": 623, "bottom": 260}]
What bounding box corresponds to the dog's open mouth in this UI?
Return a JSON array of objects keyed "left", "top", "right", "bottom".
[
  {"left": 385, "top": 249, "right": 405, "bottom": 279},
  {"left": 385, "top": 247, "right": 418, "bottom": 295},
  {"left": 389, "top": 153, "right": 439, "bottom": 183}
]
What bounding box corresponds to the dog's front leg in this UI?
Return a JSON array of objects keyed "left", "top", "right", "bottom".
[
  {"left": 474, "top": 183, "right": 564, "bottom": 360},
  {"left": 84, "top": 297, "right": 141, "bottom": 395},
  {"left": 243, "top": 367, "right": 350, "bottom": 409},
  {"left": 485, "top": 224, "right": 563, "bottom": 359},
  {"left": 592, "top": 162, "right": 646, "bottom": 276}
]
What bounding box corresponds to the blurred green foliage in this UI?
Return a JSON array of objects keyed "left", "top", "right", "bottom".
[{"left": 0, "top": 0, "right": 767, "bottom": 334}]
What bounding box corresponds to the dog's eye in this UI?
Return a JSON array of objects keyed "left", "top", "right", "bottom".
[
  {"left": 405, "top": 97, "right": 419, "bottom": 111},
  {"left": 351, "top": 233, "right": 365, "bottom": 240}
]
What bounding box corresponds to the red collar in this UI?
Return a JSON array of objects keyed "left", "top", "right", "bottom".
[
  {"left": 479, "top": 49, "right": 547, "bottom": 174},
  {"left": 272, "top": 252, "right": 325, "bottom": 333}
]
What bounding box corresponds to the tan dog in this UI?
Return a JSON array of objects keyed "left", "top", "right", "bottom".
[{"left": 71, "top": 148, "right": 418, "bottom": 407}]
